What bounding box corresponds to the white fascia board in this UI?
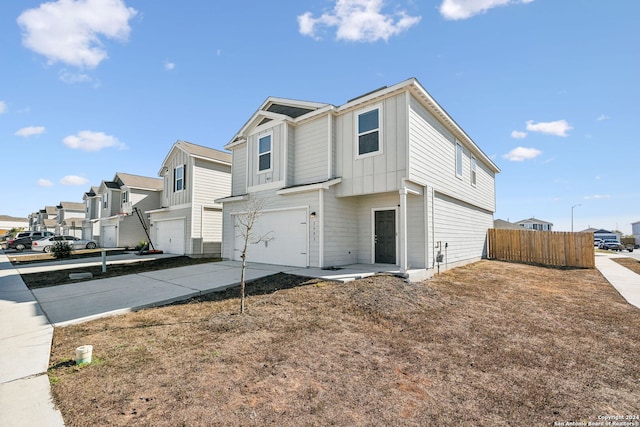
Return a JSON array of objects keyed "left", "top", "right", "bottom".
[{"left": 276, "top": 178, "right": 342, "bottom": 195}]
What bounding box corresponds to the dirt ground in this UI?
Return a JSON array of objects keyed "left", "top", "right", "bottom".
[
  {"left": 47, "top": 260, "right": 640, "bottom": 426},
  {"left": 19, "top": 256, "right": 219, "bottom": 289},
  {"left": 613, "top": 256, "right": 640, "bottom": 275}
]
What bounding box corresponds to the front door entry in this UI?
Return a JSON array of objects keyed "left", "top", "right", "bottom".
[{"left": 374, "top": 210, "right": 396, "bottom": 264}]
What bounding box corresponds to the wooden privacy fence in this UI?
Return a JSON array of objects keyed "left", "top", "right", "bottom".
[{"left": 487, "top": 229, "right": 595, "bottom": 268}]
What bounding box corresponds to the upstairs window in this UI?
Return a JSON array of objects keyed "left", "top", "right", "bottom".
[
  {"left": 470, "top": 156, "right": 477, "bottom": 186},
  {"left": 122, "top": 191, "right": 128, "bottom": 204},
  {"left": 258, "top": 134, "right": 272, "bottom": 172},
  {"left": 174, "top": 165, "right": 186, "bottom": 192},
  {"left": 102, "top": 193, "right": 108, "bottom": 209},
  {"left": 455, "top": 142, "right": 463, "bottom": 178},
  {"left": 357, "top": 106, "right": 382, "bottom": 157}
]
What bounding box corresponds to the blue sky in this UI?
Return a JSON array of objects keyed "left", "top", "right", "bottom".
[{"left": 1, "top": 0, "right": 638, "bottom": 233}]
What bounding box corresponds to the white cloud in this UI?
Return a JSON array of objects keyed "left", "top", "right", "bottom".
[
  {"left": 63, "top": 130, "right": 127, "bottom": 151},
  {"left": 15, "top": 126, "right": 46, "bottom": 137},
  {"left": 502, "top": 146, "right": 542, "bottom": 162},
  {"left": 164, "top": 60, "right": 175, "bottom": 71},
  {"left": 583, "top": 194, "right": 611, "bottom": 200},
  {"left": 0, "top": 101, "right": 7, "bottom": 114},
  {"left": 596, "top": 114, "right": 610, "bottom": 121},
  {"left": 17, "top": 0, "right": 137, "bottom": 69},
  {"left": 37, "top": 178, "right": 53, "bottom": 187},
  {"left": 298, "top": 0, "right": 421, "bottom": 42},
  {"left": 58, "top": 69, "right": 96, "bottom": 85},
  {"left": 525, "top": 119, "right": 573, "bottom": 137},
  {"left": 511, "top": 130, "right": 527, "bottom": 139},
  {"left": 440, "top": 0, "right": 534, "bottom": 20},
  {"left": 60, "top": 175, "right": 89, "bottom": 186}
]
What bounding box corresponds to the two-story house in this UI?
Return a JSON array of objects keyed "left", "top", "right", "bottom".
[
  {"left": 82, "top": 186, "right": 102, "bottom": 241},
  {"left": 34, "top": 206, "right": 58, "bottom": 232},
  {"left": 218, "top": 78, "right": 500, "bottom": 276},
  {"left": 56, "top": 201, "right": 85, "bottom": 237},
  {"left": 97, "top": 172, "right": 163, "bottom": 248},
  {"left": 148, "top": 140, "right": 232, "bottom": 256}
]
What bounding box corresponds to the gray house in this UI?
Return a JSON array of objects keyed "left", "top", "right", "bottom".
[
  {"left": 218, "top": 78, "right": 500, "bottom": 276},
  {"left": 148, "top": 140, "right": 231, "bottom": 256},
  {"left": 97, "top": 172, "right": 163, "bottom": 248}
]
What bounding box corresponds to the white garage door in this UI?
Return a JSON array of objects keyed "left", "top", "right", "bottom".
[
  {"left": 155, "top": 219, "right": 185, "bottom": 255},
  {"left": 234, "top": 208, "right": 307, "bottom": 267},
  {"left": 102, "top": 225, "right": 117, "bottom": 248}
]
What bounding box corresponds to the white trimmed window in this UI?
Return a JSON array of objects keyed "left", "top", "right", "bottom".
[
  {"left": 356, "top": 105, "right": 382, "bottom": 158},
  {"left": 122, "top": 190, "right": 128, "bottom": 204},
  {"left": 470, "top": 156, "right": 477, "bottom": 186},
  {"left": 258, "top": 134, "right": 272, "bottom": 172},
  {"left": 455, "top": 142, "right": 463, "bottom": 178},
  {"left": 174, "top": 165, "right": 185, "bottom": 192},
  {"left": 102, "top": 193, "right": 108, "bottom": 209}
]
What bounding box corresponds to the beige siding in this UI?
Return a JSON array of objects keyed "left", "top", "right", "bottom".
[
  {"left": 191, "top": 159, "right": 231, "bottom": 239},
  {"left": 407, "top": 193, "right": 426, "bottom": 269},
  {"left": 336, "top": 93, "right": 408, "bottom": 197},
  {"left": 293, "top": 116, "right": 329, "bottom": 185},
  {"left": 162, "top": 148, "right": 192, "bottom": 207},
  {"left": 432, "top": 191, "right": 492, "bottom": 268},
  {"left": 247, "top": 123, "right": 286, "bottom": 188},
  {"left": 408, "top": 95, "right": 495, "bottom": 212},
  {"left": 322, "top": 188, "right": 358, "bottom": 266},
  {"left": 231, "top": 143, "right": 247, "bottom": 196}
]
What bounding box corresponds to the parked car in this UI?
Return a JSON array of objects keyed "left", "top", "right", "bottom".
[
  {"left": 598, "top": 240, "right": 625, "bottom": 251},
  {"left": 593, "top": 238, "right": 603, "bottom": 247},
  {"left": 6, "top": 231, "right": 55, "bottom": 251},
  {"left": 31, "top": 235, "right": 98, "bottom": 253}
]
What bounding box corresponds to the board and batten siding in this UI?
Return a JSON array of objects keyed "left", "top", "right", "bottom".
[
  {"left": 335, "top": 93, "right": 408, "bottom": 198},
  {"left": 432, "top": 191, "right": 493, "bottom": 266},
  {"left": 355, "top": 192, "right": 400, "bottom": 264},
  {"left": 292, "top": 116, "right": 329, "bottom": 185},
  {"left": 247, "top": 123, "right": 286, "bottom": 188},
  {"left": 231, "top": 143, "right": 247, "bottom": 196},
  {"left": 406, "top": 193, "right": 427, "bottom": 269},
  {"left": 162, "top": 148, "right": 192, "bottom": 207},
  {"left": 408, "top": 95, "right": 495, "bottom": 213},
  {"left": 322, "top": 187, "right": 358, "bottom": 266}
]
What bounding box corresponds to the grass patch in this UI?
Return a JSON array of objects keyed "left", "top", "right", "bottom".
[
  {"left": 48, "top": 260, "right": 640, "bottom": 426},
  {"left": 612, "top": 257, "right": 640, "bottom": 275}
]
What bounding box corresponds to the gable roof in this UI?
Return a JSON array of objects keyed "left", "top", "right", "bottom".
[
  {"left": 158, "top": 140, "right": 232, "bottom": 175},
  {"left": 514, "top": 217, "right": 554, "bottom": 226},
  {"left": 225, "top": 78, "right": 499, "bottom": 173},
  {"left": 493, "top": 219, "right": 522, "bottom": 230},
  {"left": 58, "top": 201, "right": 85, "bottom": 211},
  {"left": 114, "top": 172, "right": 163, "bottom": 191}
]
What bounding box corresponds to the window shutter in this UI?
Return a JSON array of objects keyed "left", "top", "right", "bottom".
[{"left": 183, "top": 164, "right": 187, "bottom": 190}]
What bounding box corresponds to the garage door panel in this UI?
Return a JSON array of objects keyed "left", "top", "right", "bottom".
[
  {"left": 156, "top": 219, "right": 185, "bottom": 255},
  {"left": 102, "top": 225, "right": 117, "bottom": 248},
  {"left": 234, "top": 209, "right": 307, "bottom": 267}
]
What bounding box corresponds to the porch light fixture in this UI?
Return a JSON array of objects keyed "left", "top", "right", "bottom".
[{"left": 310, "top": 212, "right": 317, "bottom": 219}]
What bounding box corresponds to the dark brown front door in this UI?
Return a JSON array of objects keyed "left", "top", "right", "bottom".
[{"left": 374, "top": 210, "right": 396, "bottom": 264}]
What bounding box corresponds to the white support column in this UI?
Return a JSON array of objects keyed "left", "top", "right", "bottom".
[{"left": 399, "top": 187, "right": 408, "bottom": 274}]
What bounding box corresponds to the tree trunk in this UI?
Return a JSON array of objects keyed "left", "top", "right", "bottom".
[{"left": 240, "top": 255, "right": 246, "bottom": 314}]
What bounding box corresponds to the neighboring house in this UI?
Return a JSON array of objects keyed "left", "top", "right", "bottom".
[
  {"left": 56, "top": 201, "right": 85, "bottom": 237},
  {"left": 34, "top": 206, "right": 58, "bottom": 232},
  {"left": 0, "top": 215, "right": 29, "bottom": 235},
  {"left": 514, "top": 218, "right": 553, "bottom": 231},
  {"left": 632, "top": 221, "right": 640, "bottom": 246},
  {"left": 582, "top": 228, "right": 621, "bottom": 243},
  {"left": 218, "top": 78, "right": 500, "bottom": 275},
  {"left": 97, "top": 172, "right": 163, "bottom": 248},
  {"left": 82, "top": 186, "right": 102, "bottom": 242},
  {"left": 148, "top": 140, "right": 232, "bottom": 256},
  {"left": 493, "top": 219, "right": 522, "bottom": 230}
]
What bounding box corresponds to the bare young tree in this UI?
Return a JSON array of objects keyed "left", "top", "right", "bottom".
[{"left": 234, "top": 197, "right": 273, "bottom": 314}]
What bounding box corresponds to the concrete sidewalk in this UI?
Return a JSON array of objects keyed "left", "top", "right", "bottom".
[
  {"left": 0, "top": 252, "right": 65, "bottom": 427},
  {"left": 595, "top": 253, "right": 640, "bottom": 309}
]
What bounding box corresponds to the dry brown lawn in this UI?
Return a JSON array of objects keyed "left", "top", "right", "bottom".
[
  {"left": 48, "top": 260, "right": 640, "bottom": 426},
  {"left": 613, "top": 256, "right": 640, "bottom": 275}
]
